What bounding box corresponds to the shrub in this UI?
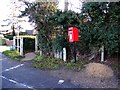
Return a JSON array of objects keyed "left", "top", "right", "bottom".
[
  {"left": 32, "top": 56, "right": 63, "bottom": 70},
  {"left": 4, "top": 35, "right": 13, "bottom": 40},
  {"left": 3, "top": 50, "right": 21, "bottom": 61},
  {"left": 2, "top": 38, "right": 6, "bottom": 45},
  {"left": 32, "top": 55, "right": 88, "bottom": 71},
  {"left": 34, "top": 55, "right": 47, "bottom": 62},
  {"left": 65, "top": 59, "right": 89, "bottom": 71}
]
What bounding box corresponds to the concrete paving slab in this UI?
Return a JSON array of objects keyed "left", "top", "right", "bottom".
[{"left": 22, "top": 52, "right": 36, "bottom": 61}]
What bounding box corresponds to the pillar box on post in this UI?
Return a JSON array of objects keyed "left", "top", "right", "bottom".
[
  {"left": 68, "top": 27, "right": 79, "bottom": 42},
  {"left": 68, "top": 27, "right": 79, "bottom": 63}
]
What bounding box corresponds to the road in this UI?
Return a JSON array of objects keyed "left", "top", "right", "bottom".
[{"left": 0, "top": 52, "right": 79, "bottom": 89}]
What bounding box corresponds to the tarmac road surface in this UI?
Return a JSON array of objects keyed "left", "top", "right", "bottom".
[{"left": 0, "top": 52, "right": 80, "bottom": 89}]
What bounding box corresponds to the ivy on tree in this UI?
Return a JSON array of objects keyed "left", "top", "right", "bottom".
[{"left": 20, "top": 1, "right": 120, "bottom": 60}]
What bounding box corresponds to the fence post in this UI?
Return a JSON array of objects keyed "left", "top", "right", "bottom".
[
  {"left": 35, "top": 36, "right": 38, "bottom": 52},
  {"left": 13, "top": 36, "right": 16, "bottom": 49},
  {"left": 20, "top": 37, "right": 23, "bottom": 56},
  {"left": 63, "top": 48, "right": 66, "bottom": 62},
  {"left": 17, "top": 37, "right": 19, "bottom": 51},
  {"left": 101, "top": 45, "right": 104, "bottom": 62}
]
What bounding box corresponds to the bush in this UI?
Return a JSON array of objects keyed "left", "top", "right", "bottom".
[
  {"left": 65, "top": 59, "right": 88, "bottom": 71},
  {"left": 4, "top": 35, "right": 13, "bottom": 40},
  {"left": 32, "top": 56, "right": 63, "bottom": 70},
  {"left": 34, "top": 55, "right": 47, "bottom": 62},
  {"left": 3, "top": 50, "right": 21, "bottom": 61},
  {"left": 32, "top": 55, "right": 88, "bottom": 71}
]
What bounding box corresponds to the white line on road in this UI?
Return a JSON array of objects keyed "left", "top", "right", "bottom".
[
  {"left": 0, "top": 58, "right": 9, "bottom": 60},
  {"left": 0, "top": 58, "right": 8, "bottom": 61},
  {"left": 1, "top": 75, "right": 36, "bottom": 90},
  {"left": 3, "top": 64, "right": 24, "bottom": 72}
]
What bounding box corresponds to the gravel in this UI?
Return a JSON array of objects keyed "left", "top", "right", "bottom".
[
  {"left": 85, "top": 63, "right": 114, "bottom": 78},
  {"left": 46, "top": 65, "right": 119, "bottom": 88}
]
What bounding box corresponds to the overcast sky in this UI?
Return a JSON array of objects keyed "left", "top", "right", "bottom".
[
  {"left": 0, "top": 0, "right": 81, "bottom": 30},
  {"left": 0, "top": 0, "right": 10, "bottom": 21}
]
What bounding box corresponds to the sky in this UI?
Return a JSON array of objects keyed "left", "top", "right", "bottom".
[
  {"left": 0, "top": 0, "right": 10, "bottom": 22},
  {"left": 0, "top": 0, "right": 81, "bottom": 31}
]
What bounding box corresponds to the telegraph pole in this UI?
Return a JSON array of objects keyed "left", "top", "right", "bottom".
[
  {"left": 10, "top": 0, "right": 26, "bottom": 52},
  {"left": 64, "top": 0, "right": 68, "bottom": 11}
]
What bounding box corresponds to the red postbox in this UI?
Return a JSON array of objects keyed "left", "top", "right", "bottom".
[{"left": 68, "top": 27, "right": 79, "bottom": 42}]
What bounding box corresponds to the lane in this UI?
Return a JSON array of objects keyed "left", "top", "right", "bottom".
[
  {"left": 2, "top": 76, "right": 33, "bottom": 89},
  {"left": 2, "top": 64, "right": 24, "bottom": 72},
  {"left": 1, "top": 54, "right": 22, "bottom": 71},
  {"left": 0, "top": 53, "right": 24, "bottom": 88},
  {"left": 1, "top": 53, "right": 80, "bottom": 89}
]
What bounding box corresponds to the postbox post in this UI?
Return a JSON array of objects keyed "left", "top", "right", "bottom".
[
  {"left": 68, "top": 27, "right": 79, "bottom": 63},
  {"left": 73, "top": 42, "right": 77, "bottom": 63}
]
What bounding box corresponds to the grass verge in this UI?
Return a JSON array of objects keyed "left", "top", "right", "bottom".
[
  {"left": 32, "top": 56, "right": 63, "bottom": 70},
  {"left": 65, "top": 60, "right": 88, "bottom": 71},
  {"left": 3, "top": 50, "right": 21, "bottom": 61},
  {"left": 32, "top": 55, "right": 88, "bottom": 71}
]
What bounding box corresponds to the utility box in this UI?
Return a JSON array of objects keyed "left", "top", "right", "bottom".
[{"left": 68, "top": 27, "right": 79, "bottom": 42}]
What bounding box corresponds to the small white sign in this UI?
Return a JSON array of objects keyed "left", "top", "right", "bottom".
[{"left": 58, "top": 80, "right": 64, "bottom": 84}]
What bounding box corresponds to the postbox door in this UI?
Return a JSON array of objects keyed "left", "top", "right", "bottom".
[{"left": 73, "top": 28, "right": 79, "bottom": 42}]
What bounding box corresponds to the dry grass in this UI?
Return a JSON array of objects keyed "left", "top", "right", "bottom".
[{"left": 85, "top": 63, "right": 114, "bottom": 78}]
